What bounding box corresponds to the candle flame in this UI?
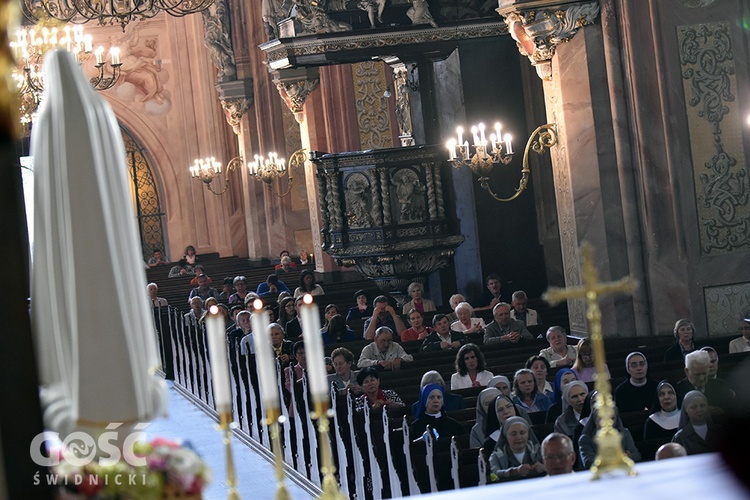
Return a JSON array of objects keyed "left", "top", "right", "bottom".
[
  {"left": 209, "top": 305, "right": 219, "bottom": 314},
  {"left": 303, "top": 293, "right": 313, "bottom": 305},
  {"left": 253, "top": 298, "right": 263, "bottom": 310}
]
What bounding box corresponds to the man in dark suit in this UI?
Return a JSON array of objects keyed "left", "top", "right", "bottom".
[{"left": 676, "top": 350, "right": 733, "bottom": 411}]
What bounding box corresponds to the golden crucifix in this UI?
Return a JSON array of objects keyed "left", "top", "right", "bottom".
[{"left": 543, "top": 242, "right": 639, "bottom": 479}]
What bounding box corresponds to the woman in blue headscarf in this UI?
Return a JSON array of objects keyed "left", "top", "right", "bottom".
[
  {"left": 410, "top": 383, "right": 465, "bottom": 442},
  {"left": 545, "top": 368, "right": 578, "bottom": 423}
]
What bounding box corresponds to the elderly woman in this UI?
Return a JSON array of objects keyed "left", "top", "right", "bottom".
[
  {"left": 525, "top": 355, "right": 553, "bottom": 398},
  {"left": 579, "top": 405, "right": 641, "bottom": 468},
  {"left": 643, "top": 381, "right": 681, "bottom": 441},
  {"left": 488, "top": 416, "right": 545, "bottom": 482},
  {"left": 354, "top": 367, "right": 404, "bottom": 412},
  {"left": 228, "top": 276, "right": 249, "bottom": 305},
  {"left": 482, "top": 395, "right": 534, "bottom": 453},
  {"left": 469, "top": 387, "right": 502, "bottom": 447},
  {"left": 327, "top": 347, "right": 361, "bottom": 394},
  {"left": 671, "top": 390, "right": 720, "bottom": 455},
  {"left": 554, "top": 381, "right": 589, "bottom": 439},
  {"left": 412, "top": 370, "right": 466, "bottom": 416},
  {"left": 451, "top": 344, "right": 494, "bottom": 390},
  {"left": 402, "top": 282, "right": 436, "bottom": 315},
  {"left": 512, "top": 368, "right": 552, "bottom": 413},
  {"left": 410, "top": 384, "right": 465, "bottom": 442},
  {"left": 664, "top": 318, "right": 698, "bottom": 362},
  {"left": 545, "top": 369, "right": 578, "bottom": 424},
  {"left": 183, "top": 296, "right": 203, "bottom": 326},
  {"left": 446, "top": 293, "right": 466, "bottom": 323},
  {"left": 487, "top": 375, "right": 512, "bottom": 397},
  {"left": 451, "top": 302, "right": 486, "bottom": 335},
  {"left": 538, "top": 326, "right": 577, "bottom": 368},
  {"left": 572, "top": 338, "right": 609, "bottom": 383},
  {"left": 294, "top": 269, "right": 325, "bottom": 298}
]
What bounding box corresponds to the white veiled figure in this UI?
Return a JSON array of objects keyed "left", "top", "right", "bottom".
[{"left": 30, "top": 50, "right": 166, "bottom": 441}]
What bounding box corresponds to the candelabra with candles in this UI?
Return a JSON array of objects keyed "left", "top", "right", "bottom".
[
  {"left": 190, "top": 156, "right": 244, "bottom": 196},
  {"left": 446, "top": 121, "right": 557, "bottom": 202},
  {"left": 300, "top": 294, "right": 346, "bottom": 500},
  {"left": 248, "top": 148, "right": 305, "bottom": 197},
  {"left": 9, "top": 21, "right": 122, "bottom": 125},
  {"left": 204, "top": 305, "right": 241, "bottom": 500},
  {"left": 251, "top": 300, "right": 290, "bottom": 500}
]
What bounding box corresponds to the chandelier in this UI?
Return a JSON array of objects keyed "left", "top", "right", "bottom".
[
  {"left": 10, "top": 21, "right": 123, "bottom": 125},
  {"left": 191, "top": 149, "right": 305, "bottom": 197},
  {"left": 23, "top": 0, "right": 216, "bottom": 30},
  {"left": 446, "top": 122, "right": 557, "bottom": 202}
]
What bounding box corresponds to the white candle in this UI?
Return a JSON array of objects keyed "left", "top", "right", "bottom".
[
  {"left": 495, "top": 122, "right": 502, "bottom": 140},
  {"left": 471, "top": 126, "right": 479, "bottom": 146},
  {"left": 300, "top": 294, "right": 328, "bottom": 400},
  {"left": 463, "top": 141, "right": 469, "bottom": 159},
  {"left": 446, "top": 139, "right": 456, "bottom": 160},
  {"left": 251, "top": 300, "right": 280, "bottom": 410},
  {"left": 478, "top": 123, "right": 486, "bottom": 143},
  {"left": 504, "top": 133, "right": 513, "bottom": 155},
  {"left": 110, "top": 47, "right": 120, "bottom": 65},
  {"left": 95, "top": 47, "right": 104, "bottom": 65},
  {"left": 206, "top": 305, "right": 232, "bottom": 413},
  {"left": 456, "top": 126, "right": 463, "bottom": 147},
  {"left": 489, "top": 133, "right": 497, "bottom": 151}
]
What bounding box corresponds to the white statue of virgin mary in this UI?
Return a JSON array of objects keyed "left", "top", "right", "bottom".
[{"left": 30, "top": 50, "right": 166, "bottom": 441}]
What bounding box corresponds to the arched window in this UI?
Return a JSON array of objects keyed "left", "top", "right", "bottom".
[{"left": 121, "top": 126, "right": 167, "bottom": 260}]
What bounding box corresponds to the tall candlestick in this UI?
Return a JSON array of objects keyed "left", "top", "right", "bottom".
[
  {"left": 206, "top": 305, "right": 232, "bottom": 413},
  {"left": 251, "top": 300, "right": 280, "bottom": 409},
  {"left": 300, "top": 294, "right": 328, "bottom": 400}
]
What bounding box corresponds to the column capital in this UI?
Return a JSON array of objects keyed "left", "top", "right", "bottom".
[
  {"left": 216, "top": 79, "right": 253, "bottom": 135},
  {"left": 497, "top": 0, "right": 600, "bottom": 80},
  {"left": 273, "top": 68, "right": 321, "bottom": 123}
]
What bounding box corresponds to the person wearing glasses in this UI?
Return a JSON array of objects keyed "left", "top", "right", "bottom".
[
  {"left": 729, "top": 313, "right": 750, "bottom": 353},
  {"left": 542, "top": 433, "right": 576, "bottom": 476},
  {"left": 614, "top": 352, "right": 659, "bottom": 413}
]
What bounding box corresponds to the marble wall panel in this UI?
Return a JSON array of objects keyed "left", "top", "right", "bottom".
[
  {"left": 704, "top": 282, "right": 750, "bottom": 336},
  {"left": 351, "top": 61, "right": 394, "bottom": 149}
]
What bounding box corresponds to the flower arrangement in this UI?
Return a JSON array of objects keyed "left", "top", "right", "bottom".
[{"left": 54, "top": 437, "right": 211, "bottom": 499}]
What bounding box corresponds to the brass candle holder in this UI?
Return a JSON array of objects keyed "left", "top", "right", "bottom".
[
  {"left": 312, "top": 400, "right": 346, "bottom": 500},
  {"left": 266, "top": 406, "right": 291, "bottom": 500},
  {"left": 219, "top": 411, "right": 241, "bottom": 499},
  {"left": 543, "top": 242, "right": 638, "bottom": 479}
]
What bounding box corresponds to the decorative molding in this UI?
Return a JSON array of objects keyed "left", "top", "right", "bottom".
[
  {"left": 286, "top": 0, "right": 352, "bottom": 35},
  {"left": 216, "top": 79, "right": 253, "bottom": 135},
  {"left": 201, "top": 0, "right": 236, "bottom": 83},
  {"left": 352, "top": 61, "right": 394, "bottom": 150},
  {"left": 678, "top": 22, "right": 750, "bottom": 254},
  {"left": 274, "top": 75, "right": 320, "bottom": 123},
  {"left": 220, "top": 98, "right": 249, "bottom": 135},
  {"left": 704, "top": 282, "right": 750, "bottom": 336},
  {"left": 500, "top": 1, "right": 600, "bottom": 80},
  {"left": 391, "top": 62, "right": 415, "bottom": 146}
]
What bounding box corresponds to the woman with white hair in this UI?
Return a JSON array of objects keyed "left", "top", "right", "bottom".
[
  {"left": 664, "top": 318, "right": 698, "bottom": 362},
  {"left": 445, "top": 293, "right": 466, "bottom": 323},
  {"left": 402, "top": 282, "right": 436, "bottom": 315},
  {"left": 450, "top": 302, "right": 486, "bottom": 334}
]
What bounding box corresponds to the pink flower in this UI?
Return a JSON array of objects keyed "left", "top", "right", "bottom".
[{"left": 151, "top": 437, "right": 180, "bottom": 449}]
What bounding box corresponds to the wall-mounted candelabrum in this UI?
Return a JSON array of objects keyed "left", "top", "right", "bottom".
[{"left": 446, "top": 121, "right": 557, "bottom": 202}]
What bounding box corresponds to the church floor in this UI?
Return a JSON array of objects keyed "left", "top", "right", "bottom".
[{"left": 146, "top": 382, "right": 314, "bottom": 500}]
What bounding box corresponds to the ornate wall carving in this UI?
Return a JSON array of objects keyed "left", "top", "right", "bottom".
[
  {"left": 678, "top": 22, "right": 750, "bottom": 255},
  {"left": 201, "top": 0, "right": 236, "bottom": 83},
  {"left": 704, "top": 282, "right": 750, "bottom": 336},
  {"left": 352, "top": 61, "right": 394, "bottom": 149}
]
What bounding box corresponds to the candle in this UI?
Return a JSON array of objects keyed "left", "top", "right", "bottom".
[
  {"left": 446, "top": 139, "right": 456, "bottom": 160},
  {"left": 478, "top": 123, "right": 486, "bottom": 143},
  {"left": 471, "top": 126, "right": 479, "bottom": 146},
  {"left": 495, "top": 122, "right": 502, "bottom": 140},
  {"left": 110, "top": 47, "right": 120, "bottom": 65},
  {"left": 206, "top": 305, "right": 232, "bottom": 413},
  {"left": 456, "top": 126, "right": 463, "bottom": 147},
  {"left": 251, "top": 300, "right": 280, "bottom": 410},
  {"left": 95, "top": 47, "right": 104, "bottom": 65},
  {"left": 300, "top": 294, "right": 328, "bottom": 399},
  {"left": 489, "top": 133, "right": 497, "bottom": 151},
  {"left": 463, "top": 141, "right": 469, "bottom": 159},
  {"left": 504, "top": 133, "right": 513, "bottom": 155}
]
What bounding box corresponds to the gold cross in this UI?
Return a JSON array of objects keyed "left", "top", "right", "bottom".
[{"left": 543, "top": 242, "right": 639, "bottom": 479}]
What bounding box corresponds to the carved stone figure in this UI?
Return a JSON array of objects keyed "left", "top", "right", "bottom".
[
  {"left": 345, "top": 173, "right": 374, "bottom": 228},
  {"left": 358, "top": 0, "right": 387, "bottom": 28},
  {"left": 391, "top": 168, "right": 424, "bottom": 222},
  {"left": 406, "top": 0, "right": 437, "bottom": 28},
  {"left": 202, "top": 0, "right": 236, "bottom": 82},
  {"left": 292, "top": 0, "right": 352, "bottom": 34}
]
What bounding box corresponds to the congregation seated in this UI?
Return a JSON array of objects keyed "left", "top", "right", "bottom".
[
  {"left": 189, "top": 273, "right": 220, "bottom": 302},
  {"left": 510, "top": 290, "right": 541, "bottom": 327},
  {"left": 270, "top": 323, "right": 293, "bottom": 369},
  {"left": 538, "top": 326, "right": 577, "bottom": 368},
  {"left": 147, "top": 282, "right": 168, "bottom": 308},
  {"left": 275, "top": 255, "right": 295, "bottom": 275},
  {"left": 483, "top": 302, "right": 532, "bottom": 345},
  {"left": 363, "top": 295, "right": 406, "bottom": 340},
  {"left": 664, "top": 318, "right": 698, "bottom": 362},
  {"left": 451, "top": 344, "right": 493, "bottom": 390},
  {"left": 168, "top": 258, "right": 195, "bottom": 278},
  {"left": 488, "top": 416, "right": 545, "bottom": 482},
  {"left": 728, "top": 313, "right": 750, "bottom": 353},
  {"left": 354, "top": 366, "right": 405, "bottom": 412},
  {"left": 189, "top": 265, "right": 208, "bottom": 285},
  {"left": 218, "top": 277, "right": 234, "bottom": 302},
  {"left": 578, "top": 405, "right": 641, "bottom": 468},
  {"left": 321, "top": 303, "right": 339, "bottom": 331},
  {"left": 475, "top": 273, "right": 507, "bottom": 313},
  {"left": 401, "top": 281, "right": 436, "bottom": 315},
  {"left": 294, "top": 269, "right": 324, "bottom": 298},
  {"left": 445, "top": 293, "right": 466, "bottom": 323},
  {"left": 545, "top": 368, "right": 577, "bottom": 424},
  {"left": 451, "top": 302, "right": 486, "bottom": 335},
  {"left": 675, "top": 350, "right": 734, "bottom": 410},
  {"left": 701, "top": 346, "right": 720, "bottom": 379},
  {"left": 672, "top": 390, "right": 722, "bottom": 455},
  {"left": 183, "top": 245, "right": 198, "bottom": 266},
  {"left": 419, "top": 313, "right": 464, "bottom": 352},
  {"left": 228, "top": 276, "right": 250, "bottom": 305},
  {"left": 542, "top": 433, "right": 576, "bottom": 476},
  {"left": 257, "top": 274, "right": 290, "bottom": 298},
  {"left": 486, "top": 375, "right": 512, "bottom": 397},
  {"left": 284, "top": 296, "right": 304, "bottom": 340},
  {"left": 328, "top": 347, "right": 361, "bottom": 393},
  {"left": 615, "top": 351, "right": 659, "bottom": 413},
  {"left": 655, "top": 442, "right": 687, "bottom": 461},
  {"left": 553, "top": 381, "right": 589, "bottom": 440},
  {"left": 357, "top": 326, "right": 413, "bottom": 371},
  {"left": 401, "top": 308, "right": 432, "bottom": 342},
  {"left": 469, "top": 387, "right": 502, "bottom": 447},
  {"left": 526, "top": 355, "right": 553, "bottom": 399},
  {"left": 482, "top": 394, "right": 535, "bottom": 454},
  {"left": 148, "top": 248, "right": 168, "bottom": 267},
  {"left": 512, "top": 368, "right": 551, "bottom": 412},
  {"left": 346, "top": 289, "right": 374, "bottom": 323},
  {"left": 277, "top": 296, "right": 296, "bottom": 331},
  {"left": 572, "top": 338, "right": 609, "bottom": 383},
  {"left": 284, "top": 341, "right": 307, "bottom": 408},
  {"left": 274, "top": 250, "right": 297, "bottom": 271},
  {"left": 321, "top": 314, "right": 356, "bottom": 345},
  {"left": 410, "top": 384, "right": 464, "bottom": 442},
  {"left": 411, "top": 370, "right": 466, "bottom": 416},
  {"left": 643, "top": 381, "right": 681, "bottom": 441},
  {"left": 183, "top": 296, "right": 205, "bottom": 327},
  {"left": 298, "top": 250, "right": 310, "bottom": 266}
]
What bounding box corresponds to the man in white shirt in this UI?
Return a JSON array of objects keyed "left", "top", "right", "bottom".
[
  {"left": 147, "top": 282, "right": 168, "bottom": 308},
  {"left": 358, "top": 327, "right": 413, "bottom": 371},
  {"left": 510, "top": 290, "right": 541, "bottom": 326},
  {"left": 729, "top": 315, "right": 750, "bottom": 353}
]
